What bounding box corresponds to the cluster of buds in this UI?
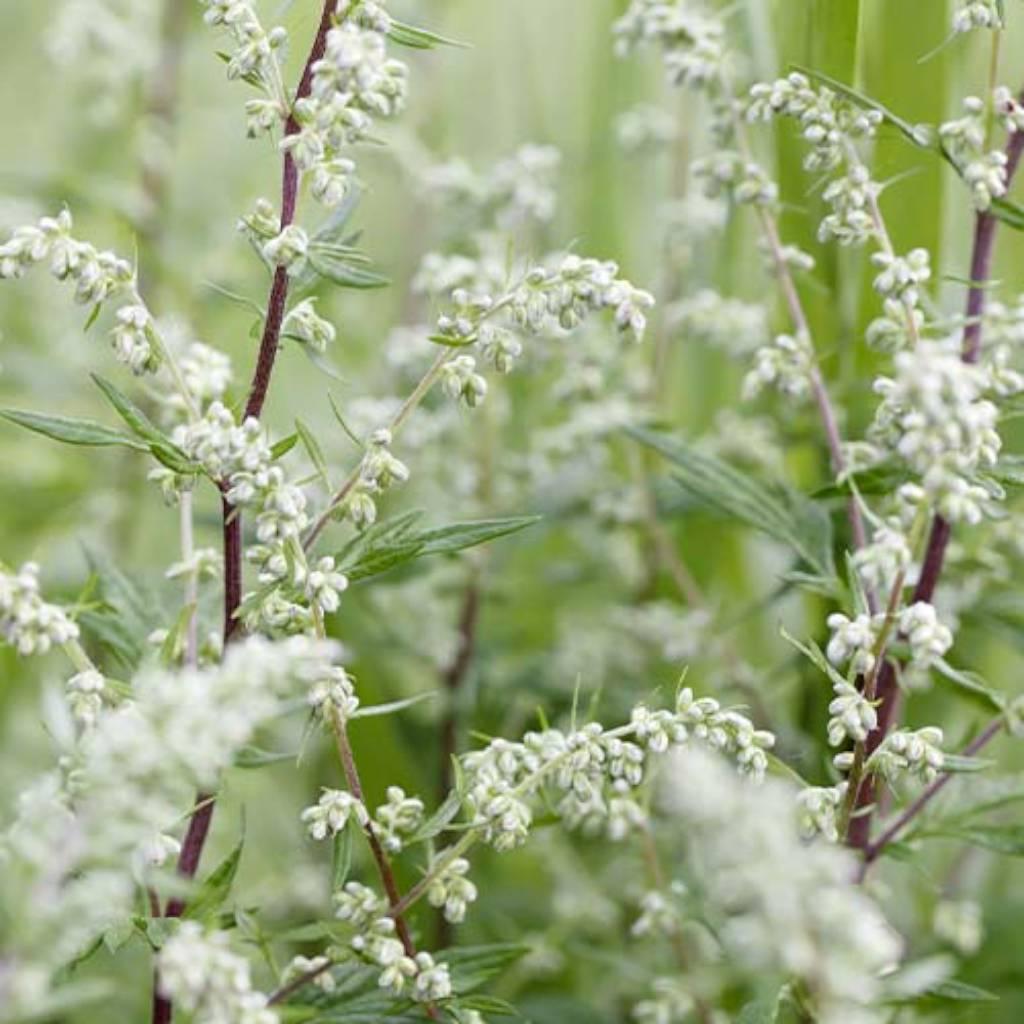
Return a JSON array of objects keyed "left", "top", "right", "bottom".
[
  {"left": 0, "top": 210, "right": 158, "bottom": 373},
  {"left": 345, "top": 428, "right": 410, "bottom": 529},
  {"left": 301, "top": 788, "right": 368, "bottom": 840},
  {"left": 746, "top": 73, "right": 882, "bottom": 171},
  {"left": 0, "top": 563, "right": 79, "bottom": 657},
  {"left": 940, "top": 97, "right": 1007, "bottom": 210}
]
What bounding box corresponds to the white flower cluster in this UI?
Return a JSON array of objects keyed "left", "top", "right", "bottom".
[
  {"left": 615, "top": 104, "right": 679, "bottom": 153},
  {"left": 826, "top": 612, "right": 880, "bottom": 675},
  {"left": 613, "top": 0, "right": 726, "bottom": 91},
  {"left": 862, "top": 726, "right": 945, "bottom": 784},
  {"left": 796, "top": 784, "right": 845, "bottom": 843},
  {"left": 82, "top": 638, "right": 337, "bottom": 833},
  {"left": 747, "top": 73, "right": 882, "bottom": 171},
  {"left": 827, "top": 681, "right": 878, "bottom": 747},
  {"left": 632, "top": 885, "right": 684, "bottom": 938},
  {"left": 0, "top": 210, "right": 158, "bottom": 373},
  {"left": 899, "top": 601, "right": 953, "bottom": 668},
  {"left": 742, "top": 331, "right": 815, "bottom": 400},
  {"left": 940, "top": 97, "right": 1007, "bottom": 210},
  {"left": 283, "top": 5, "right": 408, "bottom": 206},
  {"left": 308, "top": 665, "right": 360, "bottom": 721},
  {"left": 370, "top": 786, "right": 424, "bottom": 853},
  {"left": 459, "top": 687, "right": 774, "bottom": 854},
  {"left": 302, "top": 788, "right": 368, "bottom": 840},
  {"left": 0, "top": 563, "right": 79, "bottom": 656},
  {"left": 345, "top": 427, "right": 410, "bottom": 529},
  {"left": 49, "top": 0, "right": 159, "bottom": 123},
  {"left": 819, "top": 164, "right": 879, "bottom": 246},
  {"left": 0, "top": 638, "right": 336, "bottom": 1009},
  {"left": 199, "top": 0, "right": 288, "bottom": 99},
  {"left": 334, "top": 883, "right": 451, "bottom": 1000},
  {"left": 952, "top": 0, "right": 1003, "bottom": 33},
  {"left": 420, "top": 145, "right": 562, "bottom": 230},
  {"left": 692, "top": 151, "right": 778, "bottom": 206},
  {"left": 283, "top": 298, "right": 336, "bottom": 354},
  {"left": 668, "top": 289, "right": 768, "bottom": 357},
  {"left": 427, "top": 856, "right": 478, "bottom": 924},
  {"left": 66, "top": 669, "right": 106, "bottom": 728},
  {"left": 157, "top": 922, "right": 277, "bottom": 1024},
  {"left": 633, "top": 977, "right": 694, "bottom": 1023},
  {"left": 871, "top": 341, "right": 1004, "bottom": 524},
  {"left": 851, "top": 523, "right": 911, "bottom": 594},
  {"left": 661, "top": 747, "right": 900, "bottom": 1024}
]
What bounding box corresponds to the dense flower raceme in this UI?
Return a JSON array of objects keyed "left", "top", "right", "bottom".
[
  {"left": 657, "top": 748, "right": 901, "bottom": 1024},
  {"left": 612, "top": 0, "right": 726, "bottom": 90},
  {"left": 157, "top": 923, "right": 277, "bottom": 1024},
  {"left": 0, "top": 637, "right": 339, "bottom": 1014},
  {"left": 0, "top": 210, "right": 159, "bottom": 374}
]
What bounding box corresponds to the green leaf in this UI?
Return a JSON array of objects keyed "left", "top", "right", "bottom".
[
  {"left": 184, "top": 834, "right": 244, "bottom": 921},
  {"left": 0, "top": 408, "right": 148, "bottom": 450},
  {"left": 409, "top": 789, "right": 463, "bottom": 843},
  {"left": 295, "top": 417, "right": 331, "bottom": 489},
  {"left": 779, "top": 626, "right": 850, "bottom": 690},
  {"left": 629, "top": 428, "right": 835, "bottom": 578},
  {"left": 737, "top": 998, "right": 778, "bottom": 1024},
  {"left": 91, "top": 374, "right": 195, "bottom": 474},
  {"left": 307, "top": 245, "right": 389, "bottom": 290},
  {"left": 926, "top": 979, "right": 1000, "bottom": 1002},
  {"left": 271, "top": 433, "right": 300, "bottom": 460},
  {"left": 933, "top": 659, "right": 1006, "bottom": 713},
  {"left": 350, "top": 692, "right": 436, "bottom": 720},
  {"left": 234, "top": 745, "right": 297, "bottom": 768},
  {"left": 439, "top": 944, "right": 530, "bottom": 994},
  {"left": 339, "top": 515, "right": 541, "bottom": 582},
  {"left": 387, "top": 18, "right": 469, "bottom": 50},
  {"left": 917, "top": 824, "right": 1024, "bottom": 856}
]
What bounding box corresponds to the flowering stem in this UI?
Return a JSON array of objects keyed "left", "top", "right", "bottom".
[
  {"left": 722, "top": 85, "right": 872, "bottom": 578},
  {"left": 857, "top": 715, "right": 1005, "bottom": 880},
  {"left": 152, "top": 10, "right": 338, "bottom": 1023},
  {"left": 326, "top": 709, "right": 443, "bottom": 1021},
  {"left": 847, "top": 87, "right": 1024, "bottom": 854},
  {"left": 838, "top": 568, "right": 907, "bottom": 837}
]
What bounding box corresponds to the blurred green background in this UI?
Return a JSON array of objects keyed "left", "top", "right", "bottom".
[{"left": 4, "top": 0, "right": 1024, "bottom": 1020}]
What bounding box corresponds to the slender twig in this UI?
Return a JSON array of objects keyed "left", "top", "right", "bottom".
[
  {"left": 847, "top": 92, "right": 1024, "bottom": 853},
  {"left": 857, "top": 716, "right": 1005, "bottom": 881}
]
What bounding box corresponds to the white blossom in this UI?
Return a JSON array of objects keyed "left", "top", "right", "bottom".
[{"left": 301, "top": 788, "right": 368, "bottom": 840}]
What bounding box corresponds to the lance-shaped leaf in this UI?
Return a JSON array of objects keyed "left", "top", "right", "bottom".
[
  {"left": 0, "top": 408, "right": 149, "bottom": 451},
  {"left": 629, "top": 427, "right": 835, "bottom": 578}
]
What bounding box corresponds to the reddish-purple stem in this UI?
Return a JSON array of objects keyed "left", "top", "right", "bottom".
[
  {"left": 152, "top": 6, "right": 336, "bottom": 1021},
  {"left": 848, "top": 95, "right": 1024, "bottom": 855}
]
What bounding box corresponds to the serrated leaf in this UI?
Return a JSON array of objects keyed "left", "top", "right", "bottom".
[
  {"left": 629, "top": 428, "right": 835, "bottom": 578},
  {"left": 183, "top": 834, "right": 244, "bottom": 922},
  {"left": 0, "top": 409, "right": 148, "bottom": 450}
]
